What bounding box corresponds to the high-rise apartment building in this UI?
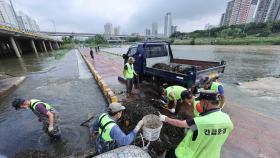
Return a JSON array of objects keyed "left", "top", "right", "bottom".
[
  {"left": 152, "top": 22, "right": 158, "bottom": 36},
  {"left": 164, "top": 12, "right": 172, "bottom": 37},
  {"left": 0, "top": 9, "right": 4, "bottom": 23},
  {"left": 254, "top": 0, "right": 272, "bottom": 23},
  {"left": 17, "top": 12, "right": 40, "bottom": 32},
  {"left": 114, "top": 26, "right": 120, "bottom": 35},
  {"left": 239, "top": 0, "right": 252, "bottom": 24},
  {"left": 145, "top": 29, "right": 151, "bottom": 36},
  {"left": 229, "top": 0, "right": 252, "bottom": 25},
  {"left": 246, "top": 0, "right": 259, "bottom": 23},
  {"left": 229, "top": 0, "right": 243, "bottom": 25},
  {"left": 0, "top": 0, "right": 18, "bottom": 27},
  {"left": 265, "top": 0, "right": 280, "bottom": 21},
  {"left": 220, "top": 13, "right": 226, "bottom": 26},
  {"left": 16, "top": 15, "right": 25, "bottom": 30},
  {"left": 171, "top": 25, "right": 178, "bottom": 34},
  {"left": 224, "top": 0, "right": 235, "bottom": 25},
  {"left": 104, "top": 23, "right": 113, "bottom": 36}
]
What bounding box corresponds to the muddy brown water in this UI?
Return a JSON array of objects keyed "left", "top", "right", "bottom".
[{"left": 0, "top": 50, "right": 107, "bottom": 157}]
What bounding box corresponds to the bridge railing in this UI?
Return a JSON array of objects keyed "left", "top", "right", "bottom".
[{"left": 0, "top": 22, "right": 56, "bottom": 41}]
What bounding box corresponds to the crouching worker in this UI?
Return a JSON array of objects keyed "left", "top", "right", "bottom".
[
  {"left": 12, "top": 98, "right": 61, "bottom": 139},
  {"left": 92, "top": 102, "right": 144, "bottom": 155}
]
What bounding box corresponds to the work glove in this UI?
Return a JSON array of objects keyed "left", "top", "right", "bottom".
[
  {"left": 48, "top": 125, "right": 54, "bottom": 133},
  {"left": 135, "top": 120, "right": 144, "bottom": 132},
  {"left": 168, "top": 108, "right": 175, "bottom": 114},
  {"left": 159, "top": 113, "right": 167, "bottom": 122}
]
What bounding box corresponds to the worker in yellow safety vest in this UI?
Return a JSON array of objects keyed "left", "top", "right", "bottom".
[
  {"left": 12, "top": 98, "right": 61, "bottom": 139},
  {"left": 123, "top": 57, "right": 137, "bottom": 97},
  {"left": 160, "top": 85, "right": 187, "bottom": 114},
  {"left": 92, "top": 102, "right": 144, "bottom": 155},
  {"left": 159, "top": 90, "right": 233, "bottom": 158},
  {"left": 204, "top": 77, "right": 225, "bottom": 108}
]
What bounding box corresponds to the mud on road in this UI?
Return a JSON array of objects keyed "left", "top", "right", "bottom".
[{"left": 119, "top": 99, "right": 193, "bottom": 157}]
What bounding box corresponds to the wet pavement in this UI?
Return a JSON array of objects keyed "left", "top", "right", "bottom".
[{"left": 0, "top": 49, "right": 107, "bottom": 157}]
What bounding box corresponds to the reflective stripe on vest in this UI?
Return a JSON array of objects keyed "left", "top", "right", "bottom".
[
  {"left": 30, "top": 99, "right": 51, "bottom": 112},
  {"left": 125, "top": 63, "right": 134, "bottom": 79},
  {"left": 193, "top": 99, "right": 200, "bottom": 117},
  {"left": 166, "top": 86, "right": 187, "bottom": 101},
  {"left": 98, "top": 113, "right": 117, "bottom": 142},
  {"left": 210, "top": 82, "right": 222, "bottom": 93},
  {"left": 175, "top": 110, "right": 233, "bottom": 158}
]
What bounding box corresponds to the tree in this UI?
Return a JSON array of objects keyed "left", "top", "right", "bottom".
[
  {"left": 62, "top": 36, "right": 73, "bottom": 44},
  {"left": 94, "top": 35, "right": 107, "bottom": 44},
  {"left": 85, "top": 35, "right": 107, "bottom": 45},
  {"left": 272, "top": 20, "right": 280, "bottom": 33}
]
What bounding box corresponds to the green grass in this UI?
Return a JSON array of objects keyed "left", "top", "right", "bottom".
[
  {"left": 172, "top": 36, "right": 280, "bottom": 45},
  {"left": 54, "top": 49, "right": 70, "bottom": 60},
  {"left": 61, "top": 43, "right": 75, "bottom": 49}
]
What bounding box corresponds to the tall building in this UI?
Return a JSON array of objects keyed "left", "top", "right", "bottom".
[
  {"left": 229, "top": 0, "right": 252, "bottom": 25},
  {"left": 0, "top": 9, "right": 4, "bottom": 23},
  {"left": 239, "top": 0, "right": 252, "bottom": 24},
  {"left": 16, "top": 15, "right": 25, "bottom": 30},
  {"left": 171, "top": 25, "right": 178, "bottom": 34},
  {"left": 220, "top": 13, "right": 226, "bottom": 26},
  {"left": 0, "top": 0, "right": 18, "bottom": 28},
  {"left": 224, "top": 0, "right": 235, "bottom": 25},
  {"left": 164, "top": 12, "right": 172, "bottom": 37},
  {"left": 229, "top": 0, "right": 243, "bottom": 25},
  {"left": 265, "top": 0, "right": 280, "bottom": 21},
  {"left": 104, "top": 23, "right": 113, "bottom": 36},
  {"left": 145, "top": 29, "right": 151, "bottom": 36},
  {"left": 114, "top": 26, "right": 120, "bottom": 35},
  {"left": 152, "top": 22, "right": 158, "bottom": 36},
  {"left": 246, "top": 0, "right": 259, "bottom": 23},
  {"left": 17, "top": 12, "right": 40, "bottom": 32},
  {"left": 254, "top": 0, "right": 272, "bottom": 23}
]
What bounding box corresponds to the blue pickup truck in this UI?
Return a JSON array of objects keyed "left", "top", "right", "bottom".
[{"left": 122, "top": 42, "right": 226, "bottom": 89}]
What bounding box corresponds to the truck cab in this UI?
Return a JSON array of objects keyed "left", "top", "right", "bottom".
[{"left": 123, "top": 42, "right": 173, "bottom": 75}]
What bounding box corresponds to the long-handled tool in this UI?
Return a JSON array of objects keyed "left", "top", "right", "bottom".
[{"left": 80, "top": 115, "right": 95, "bottom": 127}]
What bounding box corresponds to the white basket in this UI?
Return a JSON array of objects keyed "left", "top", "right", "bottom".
[{"left": 142, "top": 114, "right": 163, "bottom": 141}]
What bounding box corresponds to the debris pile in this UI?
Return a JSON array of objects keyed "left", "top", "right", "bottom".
[
  {"left": 152, "top": 63, "right": 207, "bottom": 74},
  {"left": 119, "top": 99, "right": 189, "bottom": 157}
]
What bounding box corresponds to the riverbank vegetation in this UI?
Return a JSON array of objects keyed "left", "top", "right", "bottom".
[{"left": 171, "top": 20, "right": 280, "bottom": 45}]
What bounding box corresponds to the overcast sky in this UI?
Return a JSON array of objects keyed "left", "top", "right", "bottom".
[{"left": 12, "top": 0, "right": 228, "bottom": 34}]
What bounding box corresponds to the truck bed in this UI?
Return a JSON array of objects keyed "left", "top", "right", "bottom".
[{"left": 144, "top": 58, "right": 226, "bottom": 88}]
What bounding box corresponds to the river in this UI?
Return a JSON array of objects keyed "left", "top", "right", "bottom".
[{"left": 0, "top": 50, "right": 106, "bottom": 157}]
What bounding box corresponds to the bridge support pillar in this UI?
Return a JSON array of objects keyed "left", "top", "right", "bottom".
[
  {"left": 56, "top": 41, "right": 59, "bottom": 49},
  {"left": 49, "top": 41, "right": 53, "bottom": 51},
  {"left": 30, "top": 39, "right": 38, "bottom": 55},
  {"left": 42, "top": 41, "right": 48, "bottom": 53},
  {"left": 9, "top": 37, "right": 21, "bottom": 58}
]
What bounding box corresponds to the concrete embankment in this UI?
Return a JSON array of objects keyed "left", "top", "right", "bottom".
[
  {"left": 0, "top": 76, "right": 26, "bottom": 98},
  {"left": 78, "top": 48, "right": 119, "bottom": 103}
]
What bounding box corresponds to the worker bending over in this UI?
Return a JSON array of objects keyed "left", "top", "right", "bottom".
[
  {"left": 204, "top": 77, "right": 225, "bottom": 108},
  {"left": 92, "top": 102, "right": 144, "bottom": 155},
  {"left": 160, "top": 85, "right": 187, "bottom": 114}
]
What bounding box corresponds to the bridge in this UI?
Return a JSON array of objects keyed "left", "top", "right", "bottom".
[
  {"left": 0, "top": 24, "right": 63, "bottom": 58},
  {"left": 41, "top": 31, "right": 162, "bottom": 38}
]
